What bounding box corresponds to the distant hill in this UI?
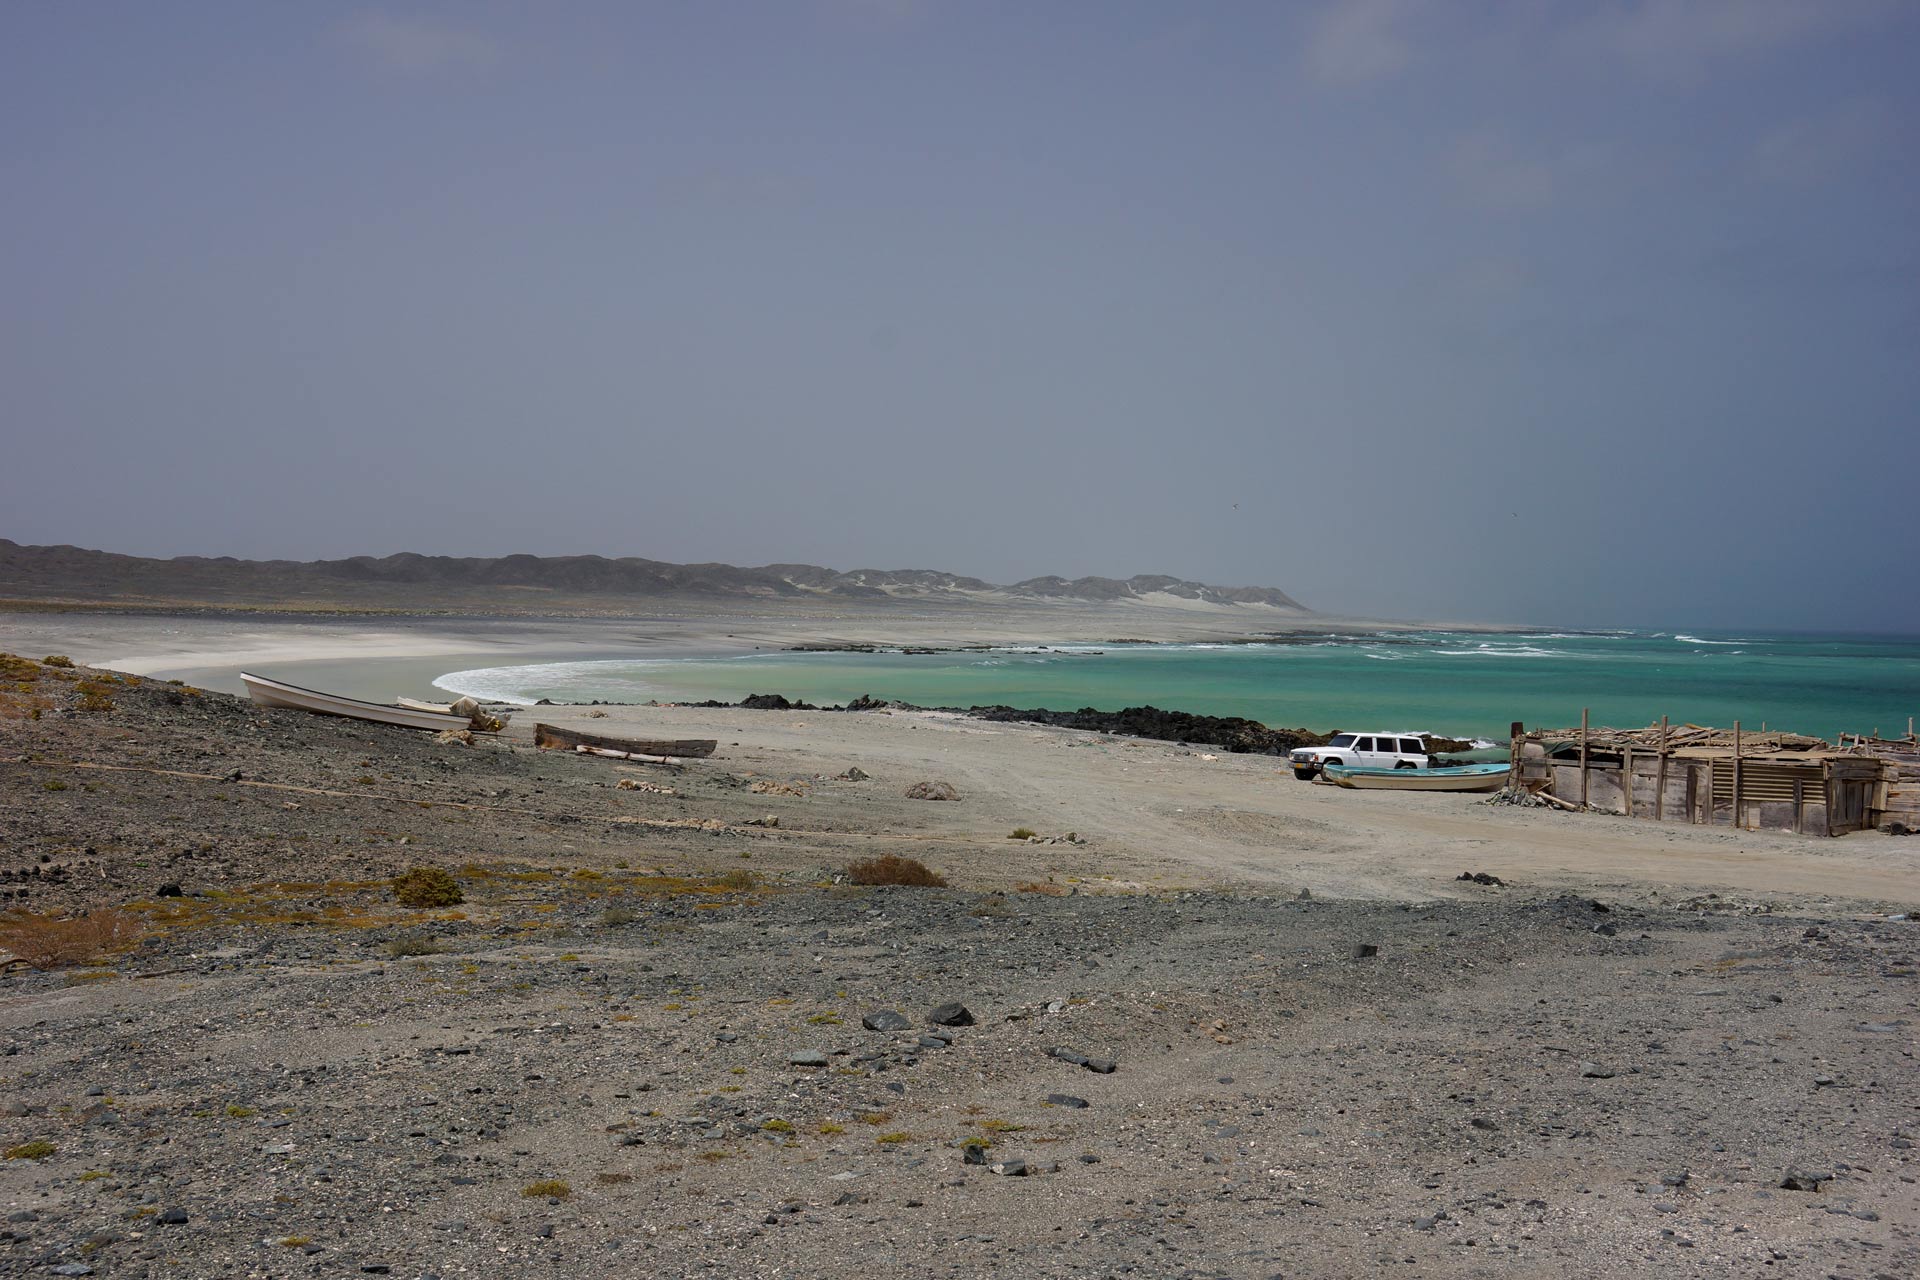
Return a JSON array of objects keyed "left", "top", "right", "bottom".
[{"left": 0, "top": 539, "right": 1310, "bottom": 615}]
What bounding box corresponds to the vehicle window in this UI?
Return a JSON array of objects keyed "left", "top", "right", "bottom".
[
  {"left": 1400, "top": 738, "right": 1423, "bottom": 753},
  {"left": 1353, "top": 737, "right": 1374, "bottom": 752},
  {"left": 1329, "top": 734, "right": 1356, "bottom": 748}
]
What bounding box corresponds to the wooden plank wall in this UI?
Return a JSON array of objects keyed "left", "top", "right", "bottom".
[{"left": 1544, "top": 758, "right": 1833, "bottom": 835}]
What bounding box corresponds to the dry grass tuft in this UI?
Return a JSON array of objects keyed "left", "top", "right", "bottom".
[
  {"left": 521, "top": 1179, "right": 571, "bottom": 1199},
  {"left": 392, "top": 866, "right": 463, "bottom": 908},
  {"left": 0, "top": 909, "right": 139, "bottom": 970},
  {"left": 846, "top": 855, "right": 946, "bottom": 888},
  {"left": 1016, "top": 881, "right": 1069, "bottom": 896}
]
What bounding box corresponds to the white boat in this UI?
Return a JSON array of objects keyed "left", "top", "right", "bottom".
[
  {"left": 241, "top": 672, "right": 475, "bottom": 732},
  {"left": 1322, "top": 761, "right": 1510, "bottom": 792},
  {"left": 395, "top": 696, "right": 455, "bottom": 714}
]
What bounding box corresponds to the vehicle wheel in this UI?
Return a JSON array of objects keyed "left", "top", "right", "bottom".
[
  {"left": 1293, "top": 768, "right": 1317, "bottom": 782},
  {"left": 1395, "top": 760, "right": 1417, "bottom": 769}
]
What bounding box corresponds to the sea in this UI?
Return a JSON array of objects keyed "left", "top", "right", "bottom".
[{"left": 433, "top": 629, "right": 1920, "bottom": 745}]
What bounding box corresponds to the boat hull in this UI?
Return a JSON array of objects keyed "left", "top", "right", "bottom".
[
  {"left": 533, "top": 723, "right": 717, "bottom": 759},
  {"left": 1324, "top": 763, "right": 1509, "bottom": 792},
  {"left": 241, "top": 673, "right": 474, "bottom": 732}
]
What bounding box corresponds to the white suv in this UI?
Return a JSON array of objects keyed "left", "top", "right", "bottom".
[{"left": 1290, "top": 731, "right": 1429, "bottom": 780}]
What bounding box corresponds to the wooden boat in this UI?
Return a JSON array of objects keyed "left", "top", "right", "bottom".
[
  {"left": 241, "top": 672, "right": 474, "bottom": 732},
  {"left": 1323, "top": 761, "right": 1510, "bottom": 792},
  {"left": 533, "top": 722, "right": 717, "bottom": 759}
]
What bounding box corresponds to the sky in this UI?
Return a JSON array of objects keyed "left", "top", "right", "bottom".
[{"left": 3, "top": 2, "right": 1917, "bottom": 631}]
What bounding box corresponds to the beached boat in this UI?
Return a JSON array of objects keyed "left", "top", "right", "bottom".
[
  {"left": 533, "top": 722, "right": 718, "bottom": 759},
  {"left": 1322, "top": 761, "right": 1510, "bottom": 792},
  {"left": 241, "top": 672, "right": 475, "bottom": 732},
  {"left": 395, "top": 696, "right": 455, "bottom": 714}
]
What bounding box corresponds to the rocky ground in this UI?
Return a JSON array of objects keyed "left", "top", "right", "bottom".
[{"left": 1, "top": 657, "right": 1915, "bottom": 1278}]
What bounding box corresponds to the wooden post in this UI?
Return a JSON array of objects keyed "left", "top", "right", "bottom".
[
  {"left": 1793, "top": 776, "right": 1804, "bottom": 835},
  {"left": 1655, "top": 715, "right": 1668, "bottom": 822},
  {"left": 1579, "top": 707, "right": 1590, "bottom": 810},
  {"left": 1732, "top": 720, "right": 1742, "bottom": 831},
  {"left": 1704, "top": 759, "right": 1715, "bottom": 824},
  {"left": 1508, "top": 721, "right": 1524, "bottom": 791},
  {"left": 1686, "top": 765, "right": 1698, "bottom": 824},
  {"left": 1622, "top": 745, "right": 1634, "bottom": 817}
]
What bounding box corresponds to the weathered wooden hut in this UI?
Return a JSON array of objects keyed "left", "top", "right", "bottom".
[{"left": 1510, "top": 718, "right": 1907, "bottom": 837}]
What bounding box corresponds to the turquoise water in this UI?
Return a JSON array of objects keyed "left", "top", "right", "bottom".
[{"left": 434, "top": 630, "right": 1920, "bottom": 744}]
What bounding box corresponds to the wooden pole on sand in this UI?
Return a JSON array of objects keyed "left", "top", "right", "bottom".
[{"left": 1579, "top": 708, "right": 1590, "bottom": 810}]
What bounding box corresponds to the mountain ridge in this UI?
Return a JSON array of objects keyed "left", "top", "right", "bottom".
[{"left": 0, "top": 539, "right": 1309, "bottom": 613}]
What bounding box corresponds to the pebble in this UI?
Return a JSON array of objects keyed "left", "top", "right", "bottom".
[
  {"left": 787, "top": 1050, "right": 828, "bottom": 1067},
  {"left": 1047, "top": 1094, "right": 1090, "bottom": 1109},
  {"left": 927, "top": 1002, "right": 975, "bottom": 1027},
  {"left": 1579, "top": 1061, "right": 1615, "bottom": 1079},
  {"left": 862, "top": 1010, "right": 911, "bottom": 1032}
]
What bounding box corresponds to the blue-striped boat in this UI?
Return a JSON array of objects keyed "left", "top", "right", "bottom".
[{"left": 1321, "top": 761, "right": 1510, "bottom": 792}]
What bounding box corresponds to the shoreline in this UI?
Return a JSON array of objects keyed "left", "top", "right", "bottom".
[{"left": 0, "top": 604, "right": 1511, "bottom": 699}]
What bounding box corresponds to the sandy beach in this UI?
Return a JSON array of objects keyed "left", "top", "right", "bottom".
[{"left": 1, "top": 623, "right": 1915, "bottom": 1277}]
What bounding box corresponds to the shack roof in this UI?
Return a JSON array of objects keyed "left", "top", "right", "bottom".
[{"left": 1526, "top": 723, "right": 1831, "bottom": 755}]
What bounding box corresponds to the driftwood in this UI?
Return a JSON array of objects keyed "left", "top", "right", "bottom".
[{"left": 533, "top": 723, "right": 717, "bottom": 759}]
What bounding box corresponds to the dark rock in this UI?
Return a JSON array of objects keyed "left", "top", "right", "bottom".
[
  {"left": 1083, "top": 1058, "right": 1117, "bottom": 1074},
  {"left": 1579, "top": 1062, "right": 1614, "bottom": 1079},
  {"left": 1351, "top": 943, "right": 1379, "bottom": 959},
  {"left": 1457, "top": 872, "right": 1505, "bottom": 886},
  {"left": 964, "top": 703, "right": 1324, "bottom": 755},
  {"left": 156, "top": 883, "right": 184, "bottom": 898},
  {"left": 1470, "top": 1117, "right": 1499, "bottom": 1131},
  {"left": 1047, "top": 1094, "right": 1090, "bottom": 1109},
  {"left": 741, "top": 693, "right": 810, "bottom": 711},
  {"left": 840, "top": 766, "right": 871, "bottom": 781},
  {"left": 862, "top": 1010, "right": 911, "bottom": 1032},
  {"left": 962, "top": 1144, "right": 988, "bottom": 1166},
  {"left": 990, "top": 1159, "right": 1029, "bottom": 1177},
  {"left": 787, "top": 1050, "right": 828, "bottom": 1067},
  {"left": 1049, "top": 1047, "right": 1089, "bottom": 1066},
  {"left": 1778, "top": 1169, "right": 1828, "bottom": 1191},
  {"left": 156, "top": 1209, "right": 189, "bottom": 1225},
  {"left": 927, "top": 1002, "right": 974, "bottom": 1027}
]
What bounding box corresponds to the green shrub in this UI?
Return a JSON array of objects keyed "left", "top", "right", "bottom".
[
  {"left": 522, "top": 1179, "right": 570, "bottom": 1199},
  {"left": 392, "top": 866, "right": 463, "bottom": 908},
  {"left": 41, "top": 655, "right": 75, "bottom": 669},
  {"left": 5, "top": 1141, "right": 56, "bottom": 1160},
  {"left": 1008, "top": 827, "right": 1036, "bottom": 840}
]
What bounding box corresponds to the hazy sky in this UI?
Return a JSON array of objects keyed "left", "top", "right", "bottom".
[{"left": 4, "top": 2, "right": 1916, "bottom": 630}]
